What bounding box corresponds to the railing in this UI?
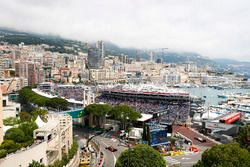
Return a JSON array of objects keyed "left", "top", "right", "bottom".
[
  {"left": 47, "top": 151, "right": 59, "bottom": 165},
  {"left": 47, "top": 136, "right": 60, "bottom": 150},
  {"left": 89, "top": 139, "right": 106, "bottom": 167},
  {"left": 65, "top": 149, "right": 80, "bottom": 167},
  {"left": 0, "top": 140, "right": 45, "bottom": 160}
]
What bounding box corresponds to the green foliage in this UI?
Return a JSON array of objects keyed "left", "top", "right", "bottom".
[
  {"left": 68, "top": 139, "right": 78, "bottom": 159},
  {"left": 194, "top": 144, "right": 250, "bottom": 167},
  {"left": 0, "top": 140, "right": 21, "bottom": 154},
  {"left": 115, "top": 144, "right": 166, "bottom": 167},
  {"left": 18, "top": 87, "right": 69, "bottom": 111},
  {"left": 86, "top": 104, "right": 141, "bottom": 129},
  {"left": 19, "top": 122, "right": 38, "bottom": 138},
  {"left": 3, "top": 117, "right": 20, "bottom": 126},
  {"left": 146, "top": 125, "right": 151, "bottom": 145},
  {"left": 85, "top": 104, "right": 111, "bottom": 117},
  {"left": 235, "top": 125, "right": 250, "bottom": 152},
  {"left": 20, "top": 139, "right": 34, "bottom": 148},
  {"left": 19, "top": 87, "right": 48, "bottom": 107},
  {"left": 142, "top": 123, "right": 147, "bottom": 141},
  {"left": 85, "top": 104, "right": 112, "bottom": 128},
  {"left": 0, "top": 29, "right": 87, "bottom": 55},
  {"left": 0, "top": 121, "right": 38, "bottom": 158},
  {"left": 32, "top": 108, "right": 48, "bottom": 121},
  {"left": 168, "top": 137, "right": 177, "bottom": 145},
  {"left": 48, "top": 139, "right": 78, "bottom": 167},
  {"left": 110, "top": 105, "right": 141, "bottom": 123},
  {"left": 0, "top": 149, "right": 7, "bottom": 158},
  {"left": 46, "top": 97, "right": 69, "bottom": 111},
  {"left": 28, "top": 160, "right": 45, "bottom": 167},
  {"left": 5, "top": 128, "right": 26, "bottom": 143},
  {"left": 19, "top": 111, "right": 32, "bottom": 122}
]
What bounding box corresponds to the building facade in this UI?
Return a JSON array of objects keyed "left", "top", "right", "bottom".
[
  {"left": 0, "top": 88, "right": 3, "bottom": 144},
  {"left": 0, "top": 114, "right": 73, "bottom": 166}
]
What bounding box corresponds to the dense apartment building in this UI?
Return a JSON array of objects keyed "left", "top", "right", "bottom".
[
  {"left": 15, "top": 61, "right": 41, "bottom": 86},
  {"left": 0, "top": 89, "right": 3, "bottom": 144}
]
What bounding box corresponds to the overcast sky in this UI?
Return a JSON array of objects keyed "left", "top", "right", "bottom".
[{"left": 0, "top": 0, "right": 250, "bottom": 61}]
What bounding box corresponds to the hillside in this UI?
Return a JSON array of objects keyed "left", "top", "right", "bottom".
[
  {"left": 213, "top": 58, "right": 250, "bottom": 76},
  {"left": 0, "top": 28, "right": 215, "bottom": 65},
  {"left": 0, "top": 28, "right": 88, "bottom": 55},
  {"left": 104, "top": 42, "right": 215, "bottom": 66}
]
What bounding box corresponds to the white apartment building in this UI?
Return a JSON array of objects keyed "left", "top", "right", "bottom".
[
  {"left": 202, "top": 76, "right": 228, "bottom": 85},
  {"left": 2, "top": 95, "right": 21, "bottom": 119},
  {"left": 0, "top": 114, "right": 73, "bottom": 167},
  {"left": 165, "top": 73, "right": 181, "bottom": 85}
]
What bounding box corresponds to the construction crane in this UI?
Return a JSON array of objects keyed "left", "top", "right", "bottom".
[
  {"left": 159, "top": 48, "right": 168, "bottom": 64},
  {"left": 139, "top": 48, "right": 168, "bottom": 63},
  {"left": 7, "top": 78, "right": 15, "bottom": 92}
]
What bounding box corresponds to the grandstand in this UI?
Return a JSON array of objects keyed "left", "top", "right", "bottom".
[{"left": 96, "top": 84, "right": 191, "bottom": 123}]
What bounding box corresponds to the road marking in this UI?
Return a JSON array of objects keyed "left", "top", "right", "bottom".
[
  {"left": 182, "top": 157, "right": 191, "bottom": 160},
  {"left": 165, "top": 157, "right": 181, "bottom": 165},
  {"left": 100, "top": 140, "right": 117, "bottom": 166}
]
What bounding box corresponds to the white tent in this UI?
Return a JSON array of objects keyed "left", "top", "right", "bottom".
[
  {"left": 35, "top": 116, "right": 46, "bottom": 128},
  {"left": 201, "top": 112, "right": 221, "bottom": 120},
  {"left": 137, "top": 113, "right": 153, "bottom": 122},
  {"left": 3, "top": 125, "right": 13, "bottom": 134}
]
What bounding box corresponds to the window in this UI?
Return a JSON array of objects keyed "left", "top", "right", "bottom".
[
  {"left": 40, "top": 158, "right": 43, "bottom": 163},
  {"left": 3, "top": 100, "right": 6, "bottom": 107}
]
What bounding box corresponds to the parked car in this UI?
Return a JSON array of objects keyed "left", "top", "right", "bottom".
[
  {"left": 105, "top": 146, "right": 118, "bottom": 152},
  {"left": 194, "top": 137, "right": 206, "bottom": 142}
]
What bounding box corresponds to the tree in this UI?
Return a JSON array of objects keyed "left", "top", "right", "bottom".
[
  {"left": 85, "top": 104, "right": 111, "bottom": 128},
  {"left": 194, "top": 144, "right": 250, "bottom": 167},
  {"left": 46, "top": 97, "right": 69, "bottom": 111},
  {"left": 85, "top": 103, "right": 111, "bottom": 117},
  {"left": 19, "top": 122, "right": 38, "bottom": 138},
  {"left": 18, "top": 87, "right": 32, "bottom": 104},
  {"left": 0, "top": 149, "right": 7, "bottom": 158},
  {"left": 110, "top": 105, "right": 141, "bottom": 129},
  {"left": 142, "top": 123, "right": 147, "bottom": 142},
  {"left": 146, "top": 125, "right": 151, "bottom": 145},
  {"left": 235, "top": 125, "right": 250, "bottom": 152},
  {"left": 115, "top": 144, "right": 166, "bottom": 167},
  {"left": 4, "top": 128, "right": 26, "bottom": 143},
  {"left": 19, "top": 111, "right": 32, "bottom": 122},
  {"left": 32, "top": 96, "right": 47, "bottom": 107},
  {"left": 0, "top": 140, "right": 21, "bottom": 154},
  {"left": 32, "top": 108, "right": 48, "bottom": 121},
  {"left": 28, "top": 160, "right": 45, "bottom": 167},
  {"left": 3, "top": 117, "right": 20, "bottom": 126}
]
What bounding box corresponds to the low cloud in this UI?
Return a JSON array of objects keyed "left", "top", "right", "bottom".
[{"left": 0, "top": 0, "right": 250, "bottom": 61}]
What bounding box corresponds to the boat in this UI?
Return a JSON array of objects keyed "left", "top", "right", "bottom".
[{"left": 218, "top": 94, "right": 227, "bottom": 98}]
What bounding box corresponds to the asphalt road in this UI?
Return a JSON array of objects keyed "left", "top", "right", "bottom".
[
  {"left": 95, "top": 136, "right": 127, "bottom": 167},
  {"left": 74, "top": 128, "right": 127, "bottom": 167},
  {"left": 74, "top": 128, "right": 203, "bottom": 167},
  {"left": 173, "top": 152, "right": 202, "bottom": 167}
]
